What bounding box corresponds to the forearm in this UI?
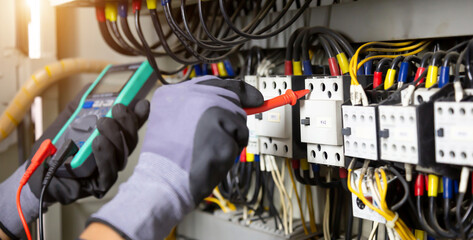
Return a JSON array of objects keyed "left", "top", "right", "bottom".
[
  {"left": 0, "top": 228, "right": 11, "bottom": 240},
  {"left": 88, "top": 152, "right": 194, "bottom": 240}
]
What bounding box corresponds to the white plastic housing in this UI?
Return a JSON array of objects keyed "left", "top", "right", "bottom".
[
  {"left": 307, "top": 144, "right": 345, "bottom": 167},
  {"left": 342, "top": 105, "right": 379, "bottom": 160}
]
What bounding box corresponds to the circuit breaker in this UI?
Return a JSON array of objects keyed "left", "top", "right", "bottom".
[
  {"left": 256, "top": 76, "right": 306, "bottom": 158},
  {"left": 435, "top": 101, "right": 473, "bottom": 166},
  {"left": 342, "top": 105, "right": 380, "bottom": 160},
  {"left": 300, "top": 76, "right": 347, "bottom": 167}
]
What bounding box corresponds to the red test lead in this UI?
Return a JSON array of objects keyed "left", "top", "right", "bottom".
[
  {"left": 17, "top": 139, "right": 57, "bottom": 240},
  {"left": 244, "top": 89, "right": 310, "bottom": 115}
]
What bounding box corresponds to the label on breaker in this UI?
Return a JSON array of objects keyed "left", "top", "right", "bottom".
[
  {"left": 450, "top": 126, "right": 473, "bottom": 141},
  {"left": 315, "top": 117, "right": 332, "bottom": 128},
  {"left": 267, "top": 112, "right": 281, "bottom": 123},
  {"left": 352, "top": 127, "right": 375, "bottom": 140}
]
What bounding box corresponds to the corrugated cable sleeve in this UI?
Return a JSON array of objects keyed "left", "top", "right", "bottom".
[{"left": 0, "top": 58, "right": 112, "bottom": 142}]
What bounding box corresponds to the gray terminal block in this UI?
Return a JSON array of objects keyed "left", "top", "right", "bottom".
[
  {"left": 435, "top": 101, "right": 473, "bottom": 166},
  {"left": 342, "top": 105, "right": 380, "bottom": 161}
]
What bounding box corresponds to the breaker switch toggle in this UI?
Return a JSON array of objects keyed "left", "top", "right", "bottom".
[
  {"left": 301, "top": 117, "right": 310, "bottom": 126},
  {"left": 255, "top": 113, "right": 263, "bottom": 120},
  {"left": 379, "top": 129, "right": 390, "bottom": 138},
  {"left": 437, "top": 128, "right": 444, "bottom": 137},
  {"left": 342, "top": 127, "right": 351, "bottom": 136}
]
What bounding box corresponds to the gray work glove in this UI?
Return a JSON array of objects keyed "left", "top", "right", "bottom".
[
  {"left": 88, "top": 75, "right": 264, "bottom": 240},
  {"left": 0, "top": 85, "right": 149, "bottom": 239}
]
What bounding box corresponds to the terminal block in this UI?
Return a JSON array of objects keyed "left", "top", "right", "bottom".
[
  {"left": 342, "top": 105, "right": 379, "bottom": 160},
  {"left": 244, "top": 75, "right": 260, "bottom": 155},
  {"left": 256, "top": 76, "right": 306, "bottom": 158},
  {"left": 435, "top": 101, "right": 473, "bottom": 166},
  {"left": 350, "top": 168, "right": 386, "bottom": 223},
  {"left": 307, "top": 144, "right": 345, "bottom": 167}
]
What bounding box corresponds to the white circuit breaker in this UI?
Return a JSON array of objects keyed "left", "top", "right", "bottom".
[
  {"left": 300, "top": 76, "right": 346, "bottom": 167},
  {"left": 435, "top": 101, "right": 473, "bottom": 166},
  {"left": 378, "top": 106, "right": 420, "bottom": 164},
  {"left": 256, "top": 76, "right": 306, "bottom": 158},
  {"left": 342, "top": 105, "right": 379, "bottom": 160}
]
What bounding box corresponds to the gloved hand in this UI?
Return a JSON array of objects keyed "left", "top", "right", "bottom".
[
  {"left": 0, "top": 85, "right": 149, "bottom": 239},
  {"left": 88, "top": 76, "right": 264, "bottom": 240}
]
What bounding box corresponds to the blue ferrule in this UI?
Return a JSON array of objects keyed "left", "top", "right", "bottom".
[
  {"left": 118, "top": 3, "right": 127, "bottom": 18},
  {"left": 357, "top": 59, "right": 365, "bottom": 75},
  {"left": 398, "top": 62, "right": 409, "bottom": 83},
  {"left": 223, "top": 60, "right": 235, "bottom": 77},
  {"left": 311, "top": 163, "right": 320, "bottom": 173},
  {"left": 439, "top": 66, "right": 450, "bottom": 88},
  {"left": 364, "top": 60, "right": 373, "bottom": 75},
  {"left": 194, "top": 64, "right": 203, "bottom": 76},
  {"left": 254, "top": 155, "right": 260, "bottom": 162},
  {"left": 443, "top": 177, "right": 453, "bottom": 199},
  {"left": 202, "top": 63, "right": 209, "bottom": 75},
  {"left": 303, "top": 60, "right": 312, "bottom": 75},
  {"left": 454, "top": 180, "right": 459, "bottom": 194},
  {"left": 234, "top": 156, "right": 240, "bottom": 163}
]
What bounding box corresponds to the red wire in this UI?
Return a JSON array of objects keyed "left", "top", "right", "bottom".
[
  {"left": 15, "top": 139, "right": 56, "bottom": 240},
  {"left": 16, "top": 184, "right": 32, "bottom": 240}
]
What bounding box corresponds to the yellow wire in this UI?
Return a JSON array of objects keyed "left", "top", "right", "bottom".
[
  {"left": 305, "top": 185, "right": 317, "bottom": 233},
  {"left": 365, "top": 41, "right": 428, "bottom": 53},
  {"left": 347, "top": 169, "right": 415, "bottom": 240},
  {"left": 349, "top": 41, "right": 431, "bottom": 85},
  {"left": 286, "top": 159, "right": 309, "bottom": 235},
  {"left": 204, "top": 197, "right": 228, "bottom": 213}
]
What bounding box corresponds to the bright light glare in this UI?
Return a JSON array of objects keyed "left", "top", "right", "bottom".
[{"left": 27, "top": 0, "right": 41, "bottom": 59}]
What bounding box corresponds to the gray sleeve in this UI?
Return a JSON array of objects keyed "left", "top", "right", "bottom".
[
  {"left": 89, "top": 152, "right": 195, "bottom": 240},
  {"left": 0, "top": 163, "right": 40, "bottom": 237}
]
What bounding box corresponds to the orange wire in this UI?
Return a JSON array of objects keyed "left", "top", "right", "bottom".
[{"left": 16, "top": 184, "right": 32, "bottom": 240}]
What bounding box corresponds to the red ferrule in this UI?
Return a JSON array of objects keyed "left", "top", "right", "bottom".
[
  {"left": 285, "top": 60, "right": 293, "bottom": 76},
  {"left": 211, "top": 63, "right": 219, "bottom": 76},
  {"left": 415, "top": 67, "right": 426, "bottom": 85},
  {"left": 240, "top": 148, "right": 247, "bottom": 162},
  {"left": 328, "top": 57, "right": 340, "bottom": 76},
  {"left": 415, "top": 174, "right": 425, "bottom": 197},
  {"left": 95, "top": 6, "right": 106, "bottom": 22},
  {"left": 339, "top": 168, "right": 348, "bottom": 179},
  {"left": 373, "top": 71, "right": 383, "bottom": 89},
  {"left": 132, "top": 0, "right": 142, "bottom": 13}
]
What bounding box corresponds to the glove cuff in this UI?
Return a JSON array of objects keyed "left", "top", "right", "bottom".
[
  {"left": 0, "top": 163, "right": 41, "bottom": 237},
  {"left": 89, "top": 152, "right": 195, "bottom": 240}
]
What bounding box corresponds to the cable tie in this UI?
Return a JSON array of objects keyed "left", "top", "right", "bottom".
[{"left": 385, "top": 212, "right": 399, "bottom": 229}]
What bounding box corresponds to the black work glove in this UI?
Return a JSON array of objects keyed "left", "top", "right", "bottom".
[{"left": 0, "top": 84, "right": 149, "bottom": 238}]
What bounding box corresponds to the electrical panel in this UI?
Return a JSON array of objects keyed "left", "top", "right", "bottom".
[{"left": 435, "top": 101, "right": 473, "bottom": 166}]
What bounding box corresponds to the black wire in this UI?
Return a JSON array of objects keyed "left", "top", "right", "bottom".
[
  {"left": 318, "top": 35, "right": 335, "bottom": 58},
  {"left": 39, "top": 187, "right": 47, "bottom": 240},
  {"left": 218, "top": 0, "right": 312, "bottom": 40},
  {"left": 134, "top": 10, "right": 169, "bottom": 84},
  {"left": 386, "top": 166, "right": 409, "bottom": 211},
  {"left": 443, "top": 197, "right": 458, "bottom": 233},
  {"left": 427, "top": 197, "right": 456, "bottom": 238},
  {"left": 109, "top": 20, "right": 141, "bottom": 55},
  {"left": 431, "top": 51, "right": 446, "bottom": 67},
  {"left": 420, "top": 52, "right": 434, "bottom": 68},
  {"left": 443, "top": 52, "right": 460, "bottom": 68},
  {"left": 454, "top": 48, "right": 467, "bottom": 83},
  {"left": 375, "top": 58, "right": 392, "bottom": 72},
  {"left": 286, "top": 28, "right": 305, "bottom": 61},
  {"left": 447, "top": 40, "right": 469, "bottom": 52},
  {"left": 389, "top": 56, "right": 404, "bottom": 70},
  {"left": 345, "top": 193, "right": 353, "bottom": 240},
  {"left": 416, "top": 196, "right": 442, "bottom": 238},
  {"left": 456, "top": 192, "right": 467, "bottom": 239},
  {"left": 403, "top": 55, "right": 421, "bottom": 65},
  {"left": 97, "top": 20, "right": 134, "bottom": 56}
]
